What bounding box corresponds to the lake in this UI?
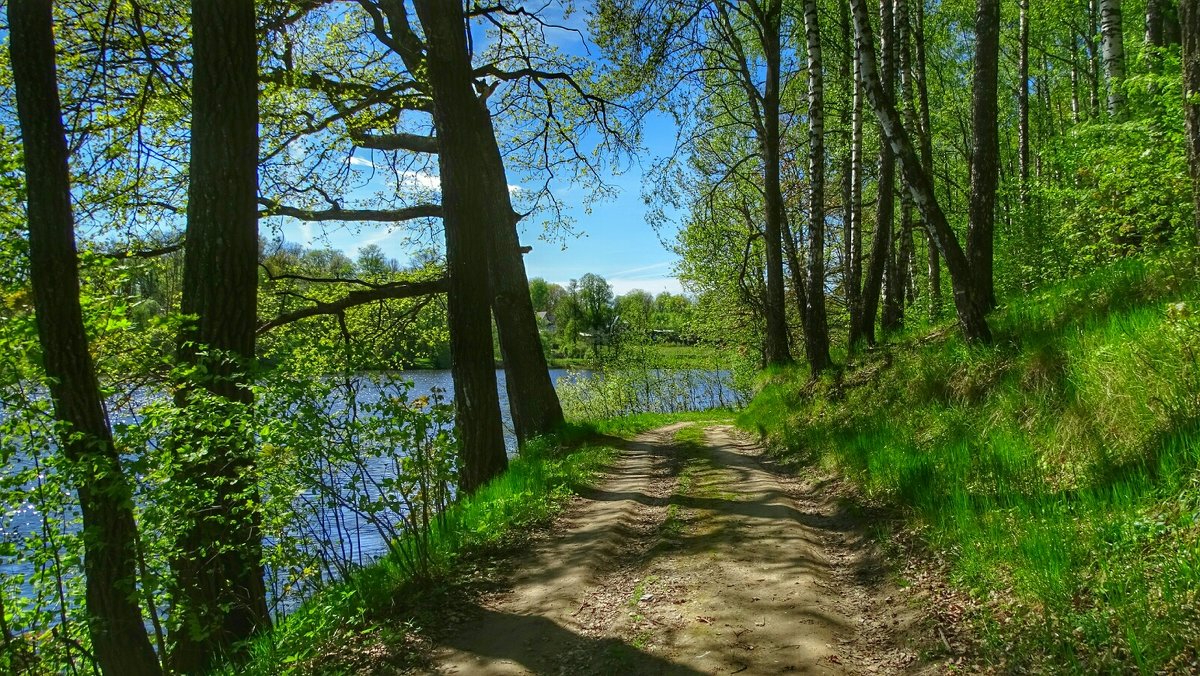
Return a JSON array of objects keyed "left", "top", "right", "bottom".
[{"left": 2, "top": 367, "right": 740, "bottom": 619}]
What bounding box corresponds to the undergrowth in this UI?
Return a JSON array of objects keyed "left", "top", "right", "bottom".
[
  {"left": 740, "top": 250, "right": 1200, "bottom": 672},
  {"left": 226, "top": 410, "right": 725, "bottom": 673},
  {"left": 226, "top": 433, "right": 614, "bottom": 674}
]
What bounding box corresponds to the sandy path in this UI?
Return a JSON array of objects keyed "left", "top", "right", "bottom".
[{"left": 427, "top": 424, "right": 921, "bottom": 675}]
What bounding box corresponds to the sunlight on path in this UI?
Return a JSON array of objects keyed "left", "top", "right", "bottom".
[{"left": 427, "top": 424, "right": 917, "bottom": 675}]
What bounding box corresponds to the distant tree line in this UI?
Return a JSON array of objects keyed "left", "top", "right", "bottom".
[{"left": 527, "top": 274, "right": 698, "bottom": 358}]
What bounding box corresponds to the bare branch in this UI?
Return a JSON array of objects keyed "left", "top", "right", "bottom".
[
  {"left": 258, "top": 277, "right": 448, "bottom": 334},
  {"left": 258, "top": 198, "right": 442, "bottom": 223},
  {"left": 351, "top": 130, "right": 438, "bottom": 154}
]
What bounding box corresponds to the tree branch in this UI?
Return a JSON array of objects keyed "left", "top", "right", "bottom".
[
  {"left": 257, "top": 277, "right": 448, "bottom": 334},
  {"left": 259, "top": 198, "right": 442, "bottom": 222},
  {"left": 351, "top": 130, "right": 438, "bottom": 154}
]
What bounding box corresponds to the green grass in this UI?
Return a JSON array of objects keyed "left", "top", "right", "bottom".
[
  {"left": 571, "top": 409, "right": 736, "bottom": 440},
  {"left": 227, "top": 432, "right": 617, "bottom": 674},
  {"left": 545, "top": 344, "right": 718, "bottom": 370},
  {"left": 228, "top": 411, "right": 732, "bottom": 673},
  {"left": 545, "top": 355, "right": 593, "bottom": 369},
  {"left": 643, "top": 344, "right": 719, "bottom": 368},
  {"left": 740, "top": 249, "right": 1200, "bottom": 672}
]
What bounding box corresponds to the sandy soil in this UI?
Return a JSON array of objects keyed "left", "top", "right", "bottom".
[{"left": 424, "top": 424, "right": 932, "bottom": 675}]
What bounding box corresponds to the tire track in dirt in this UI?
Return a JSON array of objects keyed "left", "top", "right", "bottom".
[
  {"left": 426, "top": 423, "right": 928, "bottom": 675},
  {"left": 430, "top": 423, "right": 690, "bottom": 675}
]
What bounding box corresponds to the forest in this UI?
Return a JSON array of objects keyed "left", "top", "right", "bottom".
[{"left": 1, "top": 0, "right": 1198, "bottom": 673}]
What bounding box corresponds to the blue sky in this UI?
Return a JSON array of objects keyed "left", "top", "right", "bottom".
[{"left": 272, "top": 2, "right": 686, "bottom": 297}]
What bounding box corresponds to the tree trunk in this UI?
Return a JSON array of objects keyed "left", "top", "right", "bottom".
[
  {"left": 413, "top": 0, "right": 508, "bottom": 493},
  {"left": 1101, "top": 0, "right": 1127, "bottom": 119},
  {"left": 1147, "top": 0, "right": 1166, "bottom": 46},
  {"left": 1183, "top": 0, "right": 1200, "bottom": 245},
  {"left": 8, "top": 3, "right": 162, "bottom": 673},
  {"left": 482, "top": 153, "right": 563, "bottom": 440},
  {"left": 781, "top": 213, "right": 811, "bottom": 347},
  {"left": 493, "top": 238, "right": 564, "bottom": 444},
  {"left": 968, "top": 0, "right": 1001, "bottom": 311},
  {"left": 896, "top": 0, "right": 918, "bottom": 317},
  {"left": 840, "top": 1, "right": 864, "bottom": 339},
  {"left": 855, "top": 0, "right": 896, "bottom": 347},
  {"left": 1166, "top": 0, "right": 1183, "bottom": 45},
  {"left": 850, "top": 0, "right": 993, "bottom": 344},
  {"left": 1019, "top": 0, "right": 1031, "bottom": 207},
  {"left": 881, "top": 0, "right": 906, "bottom": 334},
  {"left": 1090, "top": 0, "right": 1102, "bottom": 117},
  {"left": 761, "top": 0, "right": 793, "bottom": 366},
  {"left": 850, "top": 65, "right": 866, "bottom": 341},
  {"left": 1071, "top": 39, "right": 1083, "bottom": 123},
  {"left": 914, "top": 0, "right": 941, "bottom": 319},
  {"left": 170, "top": 1, "right": 270, "bottom": 670},
  {"left": 802, "top": 0, "right": 832, "bottom": 373}
]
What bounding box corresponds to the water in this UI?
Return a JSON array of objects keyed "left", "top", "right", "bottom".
[
  {"left": 414, "top": 368, "right": 584, "bottom": 450},
  {"left": 266, "top": 367, "right": 740, "bottom": 597},
  {"left": 1, "top": 368, "right": 739, "bottom": 622}
]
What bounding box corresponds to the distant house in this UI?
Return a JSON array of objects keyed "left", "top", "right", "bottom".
[
  {"left": 649, "top": 328, "right": 679, "bottom": 343},
  {"left": 536, "top": 311, "right": 556, "bottom": 334},
  {"left": 577, "top": 331, "right": 612, "bottom": 346}
]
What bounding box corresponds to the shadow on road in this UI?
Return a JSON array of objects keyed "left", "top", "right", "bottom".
[{"left": 439, "top": 606, "right": 708, "bottom": 675}]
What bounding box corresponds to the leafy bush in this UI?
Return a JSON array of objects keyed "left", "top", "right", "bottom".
[{"left": 556, "top": 343, "right": 747, "bottom": 420}]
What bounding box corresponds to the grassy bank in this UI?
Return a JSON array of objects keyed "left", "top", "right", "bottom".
[
  {"left": 740, "top": 250, "right": 1200, "bottom": 672},
  {"left": 572, "top": 408, "right": 736, "bottom": 439},
  {"left": 546, "top": 344, "right": 720, "bottom": 370},
  {"left": 229, "top": 410, "right": 728, "bottom": 674}
]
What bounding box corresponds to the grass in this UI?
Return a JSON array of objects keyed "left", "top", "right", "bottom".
[
  {"left": 739, "top": 249, "right": 1200, "bottom": 672},
  {"left": 570, "top": 409, "right": 736, "bottom": 440},
  {"left": 227, "top": 431, "right": 617, "bottom": 674},
  {"left": 227, "top": 409, "right": 731, "bottom": 673},
  {"left": 545, "top": 344, "right": 719, "bottom": 370}
]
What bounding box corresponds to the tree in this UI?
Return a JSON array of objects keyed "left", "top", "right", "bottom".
[
  {"left": 8, "top": 2, "right": 162, "bottom": 672},
  {"left": 967, "top": 0, "right": 1001, "bottom": 310},
  {"left": 840, "top": 1, "right": 866, "bottom": 334},
  {"left": 912, "top": 0, "right": 940, "bottom": 319},
  {"left": 802, "top": 0, "right": 832, "bottom": 373},
  {"left": 1018, "top": 0, "right": 1031, "bottom": 210},
  {"left": 577, "top": 273, "right": 616, "bottom": 334},
  {"left": 754, "top": 0, "right": 793, "bottom": 367},
  {"left": 412, "top": 0, "right": 509, "bottom": 493},
  {"left": 273, "top": 0, "right": 567, "bottom": 445},
  {"left": 169, "top": 1, "right": 270, "bottom": 669},
  {"left": 529, "top": 277, "right": 554, "bottom": 313},
  {"left": 1101, "top": 0, "right": 1127, "bottom": 118},
  {"left": 855, "top": 0, "right": 897, "bottom": 346},
  {"left": 357, "top": 244, "right": 398, "bottom": 278},
  {"left": 850, "top": 0, "right": 992, "bottom": 344},
  {"left": 1184, "top": 0, "right": 1200, "bottom": 244},
  {"left": 615, "top": 289, "right": 655, "bottom": 333},
  {"left": 1145, "top": 0, "right": 1180, "bottom": 48},
  {"left": 595, "top": 0, "right": 794, "bottom": 367}
]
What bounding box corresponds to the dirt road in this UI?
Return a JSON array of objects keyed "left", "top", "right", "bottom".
[{"left": 427, "top": 423, "right": 927, "bottom": 675}]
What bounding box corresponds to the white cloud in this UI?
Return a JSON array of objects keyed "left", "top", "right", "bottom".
[
  {"left": 607, "top": 276, "right": 685, "bottom": 296},
  {"left": 508, "top": 184, "right": 522, "bottom": 195},
  {"left": 608, "top": 260, "right": 670, "bottom": 277},
  {"left": 296, "top": 221, "right": 314, "bottom": 246},
  {"left": 398, "top": 170, "right": 442, "bottom": 193},
  {"left": 353, "top": 227, "right": 396, "bottom": 253},
  {"left": 349, "top": 156, "right": 375, "bottom": 169}
]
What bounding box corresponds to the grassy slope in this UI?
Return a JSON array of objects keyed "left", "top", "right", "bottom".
[{"left": 740, "top": 251, "right": 1200, "bottom": 672}]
